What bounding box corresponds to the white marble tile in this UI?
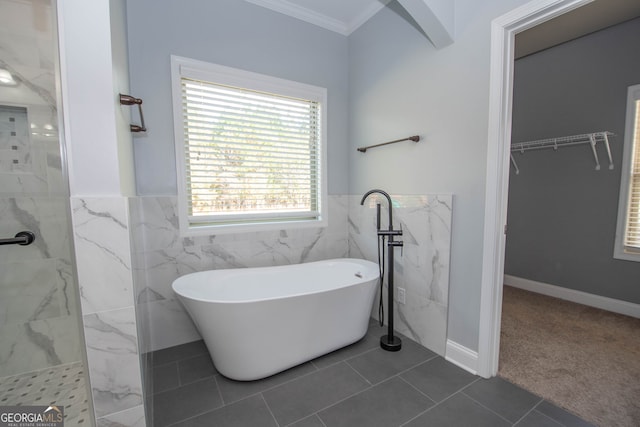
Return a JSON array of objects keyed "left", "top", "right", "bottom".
[
  {"left": 349, "top": 194, "right": 452, "bottom": 356},
  {"left": 96, "top": 405, "right": 146, "bottom": 427},
  {"left": 134, "top": 197, "right": 182, "bottom": 252},
  {"left": 71, "top": 197, "right": 134, "bottom": 314},
  {"left": 0, "top": 258, "right": 76, "bottom": 328},
  {"left": 136, "top": 299, "right": 201, "bottom": 353},
  {"left": 0, "top": 258, "right": 62, "bottom": 325},
  {"left": 83, "top": 308, "right": 143, "bottom": 418},
  {"left": 129, "top": 194, "right": 448, "bottom": 356},
  {"left": 0, "top": 196, "right": 73, "bottom": 262},
  {"left": 140, "top": 247, "right": 203, "bottom": 301},
  {"left": 0, "top": 315, "right": 82, "bottom": 377},
  {"left": 395, "top": 293, "right": 448, "bottom": 356}
]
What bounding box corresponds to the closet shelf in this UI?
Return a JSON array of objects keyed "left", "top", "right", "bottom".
[{"left": 510, "top": 131, "right": 615, "bottom": 175}]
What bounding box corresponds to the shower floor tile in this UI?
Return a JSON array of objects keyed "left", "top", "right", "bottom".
[{"left": 0, "top": 361, "right": 91, "bottom": 427}]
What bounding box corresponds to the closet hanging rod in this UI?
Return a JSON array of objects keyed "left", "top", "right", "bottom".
[
  {"left": 357, "top": 135, "right": 420, "bottom": 153},
  {"left": 510, "top": 131, "right": 615, "bottom": 173},
  {"left": 511, "top": 131, "right": 614, "bottom": 153}
]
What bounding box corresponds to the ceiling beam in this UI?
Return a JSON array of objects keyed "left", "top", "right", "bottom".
[{"left": 397, "top": 0, "right": 455, "bottom": 48}]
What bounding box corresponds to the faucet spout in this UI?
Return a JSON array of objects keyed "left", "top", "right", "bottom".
[{"left": 360, "top": 189, "right": 394, "bottom": 231}]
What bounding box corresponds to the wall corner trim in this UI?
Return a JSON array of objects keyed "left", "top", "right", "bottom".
[
  {"left": 445, "top": 340, "right": 479, "bottom": 376},
  {"left": 504, "top": 275, "right": 640, "bottom": 319}
]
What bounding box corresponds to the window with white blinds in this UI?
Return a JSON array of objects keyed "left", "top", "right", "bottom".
[
  {"left": 171, "top": 56, "right": 327, "bottom": 234},
  {"left": 623, "top": 99, "right": 640, "bottom": 248},
  {"left": 615, "top": 84, "right": 640, "bottom": 261}
]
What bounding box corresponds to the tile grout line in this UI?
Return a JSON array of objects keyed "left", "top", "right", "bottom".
[
  {"left": 395, "top": 375, "right": 483, "bottom": 426},
  {"left": 343, "top": 359, "right": 373, "bottom": 386},
  {"left": 213, "top": 375, "right": 226, "bottom": 407},
  {"left": 398, "top": 388, "right": 465, "bottom": 427},
  {"left": 303, "top": 355, "right": 442, "bottom": 426},
  {"left": 259, "top": 392, "right": 282, "bottom": 427},
  {"left": 396, "top": 375, "right": 437, "bottom": 405},
  {"left": 281, "top": 362, "right": 375, "bottom": 425},
  {"left": 459, "top": 390, "right": 522, "bottom": 425},
  {"left": 511, "top": 397, "right": 545, "bottom": 426},
  {"left": 528, "top": 400, "right": 569, "bottom": 427},
  {"left": 220, "top": 364, "right": 321, "bottom": 406},
  {"left": 345, "top": 351, "right": 440, "bottom": 388}
]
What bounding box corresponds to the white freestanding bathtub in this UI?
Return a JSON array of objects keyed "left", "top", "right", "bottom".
[{"left": 172, "top": 258, "right": 379, "bottom": 381}]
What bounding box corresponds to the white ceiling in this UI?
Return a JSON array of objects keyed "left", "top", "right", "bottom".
[
  {"left": 246, "top": 0, "right": 640, "bottom": 55},
  {"left": 516, "top": 0, "right": 640, "bottom": 58}
]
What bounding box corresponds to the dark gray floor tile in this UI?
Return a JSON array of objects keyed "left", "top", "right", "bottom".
[
  {"left": 217, "top": 362, "right": 317, "bottom": 404},
  {"left": 152, "top": 362, "right": 180, "bottom": 394},
  {"left": 178, "top": 353, "right": 217, "bottom": 385},
  {"left": 404, "top": 393, "right": 511, "bottom": 427},
  {"left": 515, "top": 410, "right": 563, "bottom": 427},
  {"left": 536, "top": 401, "right": 597, "bottom": 427},
  {"left": 150, "top": 340, "right": 209, "bottom": 366},
  {"left": 262, "top": 362, "right": 369, "bottom": 426},
  {"left": 171, "top": 395, "right": 277, "bottom": 427},
  {"left": 401, "top": 356, "right": 477, "bottom": 403},
  {"left": 318, "top": 376, "right": 434, "bottom": 427},
  {"left": 288, "top": 414, "right": 326, "bottom": 427},
  {"left": 152, "top": 377, "right": 222, "bottom": 426},
  {"left": 347, "top": 337, "right": 436, "bottom": 385},
  {"left": 462, "top": 377, "right": 541, "bottom": 423},
  {"left": 312, "top": 324, "right": 382, "bottom": 370}
]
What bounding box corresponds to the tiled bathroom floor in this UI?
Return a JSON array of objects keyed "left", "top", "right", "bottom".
[
  {"left": 146, "top": 323, "right": 594, "bottom": 427},
  {"left": 0, "top": 361, "right": 91, "bottom": 427}
]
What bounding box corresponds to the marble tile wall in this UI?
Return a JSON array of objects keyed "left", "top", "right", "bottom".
[
  {"left": 0, "top": 0, "right": 80, "bottom": 380},
  {"left": 70, "top": 197, "right": 145, "bottom": 425},
  {"left": 2, "top": 2, "right": 146, "bottom": 425},
  {"left": 0, "top": 162, "right": 81, "bottom": 378},
  {"left": 131, "top": 194, "right": 452, "bottom": 357},
  {"left": 129, "top": 195, "right": 350, "bottom": 353},
  {"left": 349, "top": 195, "right": 452, "bottom": 355}
]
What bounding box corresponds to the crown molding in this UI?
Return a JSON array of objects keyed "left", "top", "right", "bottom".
[
  {"left": 347, "top": 1, "right": 390, "bottom": 34},
  {"left": 244, "top": 0, "right": 390, "bottom": 36},
  {"left": 245, "top": 0, "right": 350, "bottom": 35}
]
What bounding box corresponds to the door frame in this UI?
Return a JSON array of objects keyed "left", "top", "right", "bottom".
[{"left": 477, "top": 0, "right": 595, "bottom": 378}]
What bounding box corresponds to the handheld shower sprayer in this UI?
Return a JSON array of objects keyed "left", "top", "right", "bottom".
[{"left": 360, "top": 189, "right": 403, "bottom": 352}]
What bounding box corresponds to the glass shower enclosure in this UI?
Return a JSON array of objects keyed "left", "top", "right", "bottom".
[{"left": 0, "top": 1, "right": 92, "bottom": 426}]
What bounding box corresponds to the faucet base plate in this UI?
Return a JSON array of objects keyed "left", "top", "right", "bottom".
[{"left": 380, "top": 335, "right": 402, "bottom": 352}]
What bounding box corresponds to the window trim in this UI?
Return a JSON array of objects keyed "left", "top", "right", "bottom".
[
  {"left": 614, "top": 84, "right": 640, "bottom": 261},
  {"left": 170, "top": 55, "right": 328, "bottom": 236}
]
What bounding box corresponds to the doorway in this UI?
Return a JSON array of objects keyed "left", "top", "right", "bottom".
[{"left": 0, "top": 0, "right": 92, "bottom": 425}]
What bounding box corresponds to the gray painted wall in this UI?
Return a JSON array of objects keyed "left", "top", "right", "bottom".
[
  {"left": 348, "top": 0, "right": 530, "bottom": 351},
  {"left": 506, "top": 18, "right": 640, "bottom": 304},
  {"left": 126, "top": 0, "right": 349, "bottom": 195}
]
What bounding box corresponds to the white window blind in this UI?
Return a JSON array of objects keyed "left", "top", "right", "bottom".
[
  {"left": 171, "top": 57, "right": 326, "bottom": 233},
  {"left": 623, "top": 99, "right": 640, "bottom": 249}
]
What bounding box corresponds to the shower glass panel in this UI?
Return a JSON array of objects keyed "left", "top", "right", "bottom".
[{"left": 0, "top": 1, "right": 92, "bottom": 426}]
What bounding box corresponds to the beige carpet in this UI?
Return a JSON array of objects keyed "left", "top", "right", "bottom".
[{"left": 498, "top": 286, "right": 640, "bottom": 427}]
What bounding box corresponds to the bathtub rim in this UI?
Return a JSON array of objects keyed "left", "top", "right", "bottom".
[{"left": 172, "top": 257, "right": 380, "bottom": 305}]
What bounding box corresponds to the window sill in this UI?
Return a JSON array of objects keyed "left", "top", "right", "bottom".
[
  {"left": 179, "top": 217, "right": 328, "bottom": 237},
  {"left": 613, "top": 247, "right": 640, "bottom": 263}
]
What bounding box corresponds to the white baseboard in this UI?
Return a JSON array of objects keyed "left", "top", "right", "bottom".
[
  {"left": 445, "top": 340, "right": 478, "bottom": 375},
  {"left": 504, "top": 274, "right": 640, "bottom": 319}
]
